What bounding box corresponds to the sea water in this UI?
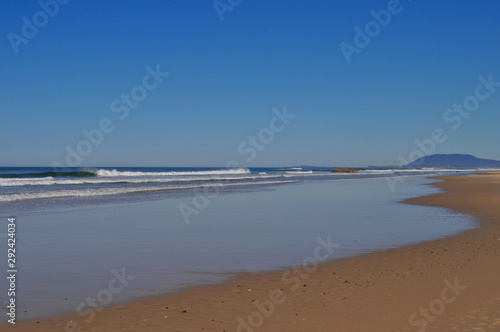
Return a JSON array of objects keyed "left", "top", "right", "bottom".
[{"left": 0, "top": 167, "right": 484, "bottom": 320}]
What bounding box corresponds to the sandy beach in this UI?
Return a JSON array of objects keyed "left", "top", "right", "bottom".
[{"left": 4, "top": 172, "right": 500, "bottom": 331}]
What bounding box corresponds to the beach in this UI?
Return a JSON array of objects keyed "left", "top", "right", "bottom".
[
  {"left": 2, "top": 172, "right": 499, "bottom": 331},
  {"left": 5, "top": 0, "right": 500, "bottom": 330}
]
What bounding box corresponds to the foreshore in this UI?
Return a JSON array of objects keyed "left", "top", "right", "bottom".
[{"left": 4, "top": 172, "right": 500, "bottom": 331}]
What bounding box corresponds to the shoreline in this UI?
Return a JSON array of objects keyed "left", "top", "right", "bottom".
[{"left": 4, "top": 172, "right": 500, "bottom": 331}]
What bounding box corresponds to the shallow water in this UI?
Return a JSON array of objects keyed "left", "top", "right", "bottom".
[{"left": 0, "top": 176, "right": 476, "bottom": 321}]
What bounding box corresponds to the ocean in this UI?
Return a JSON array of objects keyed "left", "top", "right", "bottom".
[
  {"left": 0, "top": 166, "right": 489, "bottom": 210},
  {"left": 0, "top": 166, "right": 494, "bottom": 321}
]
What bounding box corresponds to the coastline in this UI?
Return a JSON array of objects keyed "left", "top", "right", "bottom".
[{"left": 4, "top": 172, "right": 500, "bottom": 331}]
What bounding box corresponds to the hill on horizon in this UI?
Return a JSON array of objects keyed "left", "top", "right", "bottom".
[{"left": 403, "top": 154, "right": 500, "bottom": 168}]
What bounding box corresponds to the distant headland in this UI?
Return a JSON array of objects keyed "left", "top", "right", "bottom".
[{"left": 403, "top": 154, "right": 500, "bottom": 168}]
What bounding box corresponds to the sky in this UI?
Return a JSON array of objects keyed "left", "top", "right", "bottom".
[{"left": 1, "top": 0, "right": 499, "bottom": 167}]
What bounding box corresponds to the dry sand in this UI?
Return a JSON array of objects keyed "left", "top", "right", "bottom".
[{"left": 4, "top": 172, "right": 500, "bottom": 331}]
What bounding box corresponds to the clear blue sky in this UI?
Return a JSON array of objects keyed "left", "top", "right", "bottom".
[{"left": 1, "top": 0, "right": 499, "bottom": 167}]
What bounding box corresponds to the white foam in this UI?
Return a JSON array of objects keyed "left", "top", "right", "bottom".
[
  {"left": 95, "top": 168, "right": 251, "bottom": 177},
  {"left": 0, "top": 173, "right": 281, "bottom": 187},
  {"left": 284, "top": 170, "right": 313, "bottom": 175},
  {"left": 0, "top": 179, "right": 295, "bottom": 202}
]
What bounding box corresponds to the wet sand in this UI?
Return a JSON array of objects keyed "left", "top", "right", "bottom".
[{"left": 4, "top": 172, "right": 500, "bottom": 331}]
